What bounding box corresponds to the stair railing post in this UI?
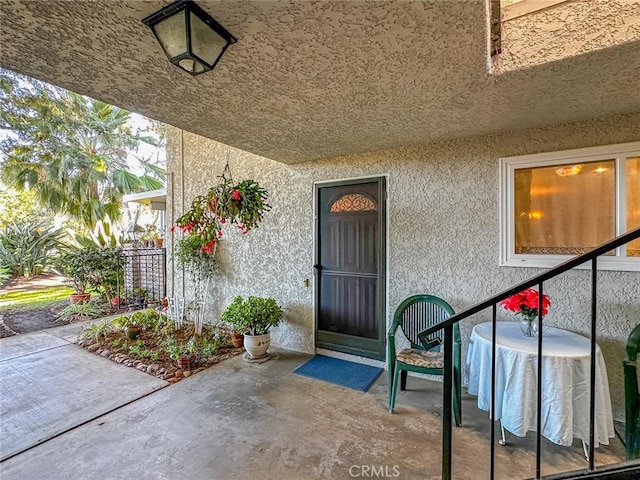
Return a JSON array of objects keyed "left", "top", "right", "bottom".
[
  {"left": 490, "top": 304, "right": 497, "bottom": 479},
  {"left": 442, "top": 323, "right": 453, "bottom": 480},
  {"left": 589, "top": 257, "right": 597, "bottom": 469}
]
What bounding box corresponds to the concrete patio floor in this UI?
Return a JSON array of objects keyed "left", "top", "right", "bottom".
[{"left": 0, "top": 322, "right": 627, "bottom": 480}]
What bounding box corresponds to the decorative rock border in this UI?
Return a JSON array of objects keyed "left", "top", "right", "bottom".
[
  {"left": 0, "top": 314, "right": 18, "bottom": 338},
  {"left": 76, "top": 339, "right": 243, "bottom": 383}
]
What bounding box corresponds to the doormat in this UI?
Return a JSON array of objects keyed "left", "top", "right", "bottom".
[{"left": 293, "top": 355, "right": 383, "bottom": 392}]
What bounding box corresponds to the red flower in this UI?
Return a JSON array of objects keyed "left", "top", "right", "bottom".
[
  {"left": 170, "top": 226, "right": 175, "bottom": 233},
  {"left": 232, "top": 189, "right": 241, "bottom": 201},
  {"left": 500, "top": 288, "right": 551, "bottom": 318}
]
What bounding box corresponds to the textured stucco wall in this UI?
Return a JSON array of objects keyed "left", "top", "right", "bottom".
[
  {"left": 167, "top": 112, "right": 640, "bottom": 420},
  {"left": 3, "top": 1, "right": 640, "bottom": 164},
  {"left": 499, "top": 0, "right": 640, "bottom": 72}
]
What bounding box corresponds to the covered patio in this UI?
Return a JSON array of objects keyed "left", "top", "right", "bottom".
[
  {"left": 1, "top": 1, "right": 639, "bottom": 478},
  {"left": 0, "top": 320, "right": 626, "bottom": 480}
]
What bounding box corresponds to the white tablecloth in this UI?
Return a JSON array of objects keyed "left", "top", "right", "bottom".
[{"left": 466, "top": 322, "right": 615, "bottom": 447}]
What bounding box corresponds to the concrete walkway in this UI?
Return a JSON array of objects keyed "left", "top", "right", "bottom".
[
  {"left": 0, "top": 322, "right": 167, "bottom": 461},
  {"left": 0, "top": 323, "right": 627, "bottom": 479}
]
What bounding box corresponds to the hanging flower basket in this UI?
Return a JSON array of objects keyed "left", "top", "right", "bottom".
[
  {"left": 174, "top": 167, "right": 271, "bottom": 252},
  {"left": 171, "top": 162, "right": 272, "bottom": 335}
]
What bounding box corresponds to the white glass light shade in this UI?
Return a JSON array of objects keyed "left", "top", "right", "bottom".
[{"left": 143, "top": 1, "right": 236, "bottom": 76}]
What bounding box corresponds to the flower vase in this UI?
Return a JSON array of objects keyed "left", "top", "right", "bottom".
[{"left": 520, "top": 317, "right": 538, "bottom": 337}]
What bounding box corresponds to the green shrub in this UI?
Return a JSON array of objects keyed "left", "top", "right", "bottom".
[
  {"left": 201, "top": 336, "right": 225, "bottom": 357},
  {"left": 221, "top": 295, "right": 283, "bottom": 336},
  {"left": 79, "top": 319, "right": 114, "bottom": 342},
  {"left": 59, "top": 301, "right": 105, "bottom": 322},
  {"left": 112, "top": 309, "right": 164, "bottom": 330},
  {"left": 125, "top": 340, "right": 159, "bottom": 361},
  {"left": 0, "top": 265, "right": 10, "bottom": 287},
  {"left": 62, "top": 246, "right": 123, "bottom": 300},
  {"left": 164, "top": 336, "right": 197, "bottom": 358},
  {"left": 0, "top": 221, "right": 63, "bottom": 278}
]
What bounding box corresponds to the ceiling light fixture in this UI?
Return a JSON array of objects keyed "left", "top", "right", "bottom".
[
  {"left": 555, "top": 164, "right": 583, "bottom": 177},
  {"left": 142, "top": 0, "right": 237, "bottom": 76}
]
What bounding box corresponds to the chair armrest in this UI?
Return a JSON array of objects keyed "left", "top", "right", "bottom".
[{"left": 417, "top": 330, "right": 442, "bottom": 351}]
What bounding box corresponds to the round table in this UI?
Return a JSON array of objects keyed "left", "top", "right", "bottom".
[{"left": 466, "top": 322, "right": 615, "bottom": 447}]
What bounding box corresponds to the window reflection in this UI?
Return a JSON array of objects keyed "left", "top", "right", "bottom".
[
  {"left": 514, "top": 160, "right": 616, "bottom": 254},
  {"left": 627, "top": 157, "right": 640, "bottom": 257}
]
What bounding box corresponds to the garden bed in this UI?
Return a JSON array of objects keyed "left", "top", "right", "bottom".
[{"left": 76, "top": 317, "right": 243, "bottom": 383}]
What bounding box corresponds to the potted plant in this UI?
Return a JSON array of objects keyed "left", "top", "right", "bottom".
[
  {"left": 173, "top": 175, "right": 271, "bottom": 250},
  {"left": 112, "top": 309, "right": 161, "bottom": 340},
  {"left": 230, "top": 331, "right": 244, "bottom": 348},
  {"left": 63, "top": 249, "right": 93, "bottom": 304},
  {"left": 87, "top": 246, "right": 124, "bottom": 305},
  {"left": 131, "top": 287, "right": 149, "bottom": 308},
  {"left": 111, "top": 295, "right": 124, "bottom": 307},
  {"left": 221, "top": 295, "right": 283, "bottom": 359},
  {"left": 166, "top": 337, "right": 197, "bottom": 370},
  {"left": 63, "top": 246, "right": 124, "bottom": 305},
  {"left": 153, "top": 235, "right": 164, "bottom": 249},
  {"left": 112, "top": 314, "right": 142, "bottom": 340},
  {"left": 142, "top": 223, "right": 164, "bottom": 248}
]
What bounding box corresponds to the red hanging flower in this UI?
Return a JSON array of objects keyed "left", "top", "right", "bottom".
[{"left": 232, "top": 189, "right": 241, "bottom": 201}]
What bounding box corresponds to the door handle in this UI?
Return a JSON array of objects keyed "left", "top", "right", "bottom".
[{"left": 313, "top": 264, "right": 322, "bottom": 271}]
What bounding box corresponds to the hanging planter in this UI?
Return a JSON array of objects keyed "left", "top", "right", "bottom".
[
  {"left": 172, "top": 159, "right": 272, "bottom": 335},
  {"left": 174, "top": 160, "right": 271, "bottom": 249}
]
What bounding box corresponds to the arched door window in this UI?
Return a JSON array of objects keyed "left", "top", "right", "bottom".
[{"left": 329, "top": 193, "right": 377, "bottom": 213}]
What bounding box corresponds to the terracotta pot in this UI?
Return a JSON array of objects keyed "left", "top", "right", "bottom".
[
  {"left": 175, "top": 355, "right": 196, "bottom": 370},
  {"left": 111, "top": 297, "right": 123, "bottom": 307},
  {"left": 70, "top": 293, "right": 91, "bottom": 304},
  {"left": 153, "top": 238, "right": 164, "bottom": 248},
  {"left": 231, "top": 332, "right": 244, "bottom": 348},
  {"left": 124, "top": 325, "right": 142, "bottom": 340}
]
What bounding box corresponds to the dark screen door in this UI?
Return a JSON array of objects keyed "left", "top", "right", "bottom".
[{"left": 315, "top": 178, "right": 386, "bottom": 360}]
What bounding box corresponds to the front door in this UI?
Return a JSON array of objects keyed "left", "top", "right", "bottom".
[{"left": 314, "top": 178, "right": 386, "bottom": 360}]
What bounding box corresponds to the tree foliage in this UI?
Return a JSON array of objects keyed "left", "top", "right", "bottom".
[
  {"left": 0, "top": 221, "right": 63, "bottom": 278},
  {"left": 0, "top": 69, "right": 165, "bottom": 229},
  {"left": 0, "top": 183, "right": 53, "bottom": 227}
]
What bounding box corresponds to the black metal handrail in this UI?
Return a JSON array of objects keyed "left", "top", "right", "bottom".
[{"left": 417, "top": 225, "right": 640, "bottom": 479}]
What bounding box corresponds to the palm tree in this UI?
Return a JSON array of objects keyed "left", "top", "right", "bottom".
[{"left": 0, "top": 70, "right": 164, "bottom": 229}]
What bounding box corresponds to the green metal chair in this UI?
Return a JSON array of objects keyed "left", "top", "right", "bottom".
[
  {"left": 388, "top": 294, "right": 461, "bottom": 426},
  {"left": 624, "top": 323, "right": 640, "bottom": 460}
]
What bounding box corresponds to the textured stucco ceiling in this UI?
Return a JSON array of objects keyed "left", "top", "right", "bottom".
[{"left": 1, "top": 0, "right": 639, "bottom": 164}]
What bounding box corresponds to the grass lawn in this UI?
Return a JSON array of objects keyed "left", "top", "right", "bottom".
[{"left": 0, "top": 285, "right": 74, "bottom": 313}]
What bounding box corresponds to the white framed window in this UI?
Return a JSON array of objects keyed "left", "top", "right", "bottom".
[{"left": 500, "top": 142, "right": 640, "bottom": 271}]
